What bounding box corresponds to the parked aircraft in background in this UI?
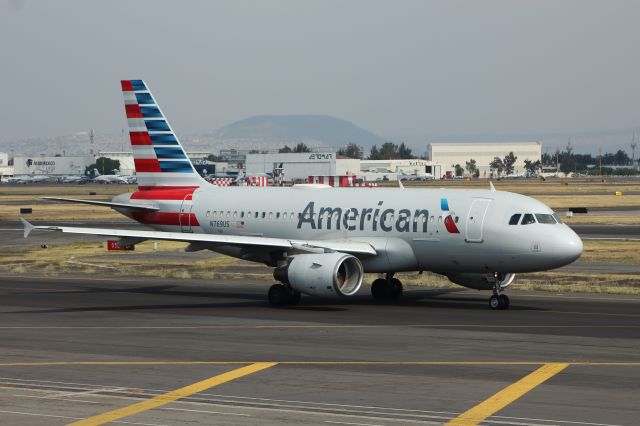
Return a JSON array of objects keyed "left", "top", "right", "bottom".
[
  {"left": 22, "top": 80, "right": 583, "bottom": 310},
  {"left": 8, "top": 175, "right": 51, "bottom": 184},
  {"left": 92, "top": 169, "right": 128, "bottom": 184}
]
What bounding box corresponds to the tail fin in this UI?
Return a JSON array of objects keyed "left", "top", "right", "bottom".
[{"left": 121, "top": 80, "right": 206, "bottom": 190}]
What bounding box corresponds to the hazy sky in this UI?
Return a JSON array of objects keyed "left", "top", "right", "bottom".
[{"left": 1, "top": 0, "right": 639, "bottom": 142}]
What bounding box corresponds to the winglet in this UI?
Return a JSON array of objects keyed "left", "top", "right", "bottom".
[
  {"left": 489, "top": 181, "right": 496, "bottom": 192},
  {"left": 20, "top": 217, "right": 35, "bottom": 238}
]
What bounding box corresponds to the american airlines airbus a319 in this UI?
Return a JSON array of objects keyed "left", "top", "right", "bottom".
[{"left": 22, "top": 80, "right": 583, "bottom": 310}]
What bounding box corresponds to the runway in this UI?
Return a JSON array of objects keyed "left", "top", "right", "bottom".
[{"left": 0, "top": 276, "right": 638, "bottom": 425}]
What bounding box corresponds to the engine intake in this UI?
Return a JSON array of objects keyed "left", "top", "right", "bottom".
[{"left": 274, "top": 252, "right": 364, "bottom": 297}]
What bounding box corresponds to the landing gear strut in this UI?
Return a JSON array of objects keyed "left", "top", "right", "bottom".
[
  {"left": 371, "top": 273, "right": 403, "bottom": 301},
  {"left": 489, "top": 274, "right": 510, "bottom": 310},
  {"left": 268, "top": 283, "right": 301, "bottom": 307}
]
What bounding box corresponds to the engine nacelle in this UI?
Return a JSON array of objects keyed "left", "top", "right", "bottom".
[
  {"left": 445, "top": 272, "right": 515, "bottom": 290},
  {"left": 274, "top": 252, "right": 364, "bottom": 298}
]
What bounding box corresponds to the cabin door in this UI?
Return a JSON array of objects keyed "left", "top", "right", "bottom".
[
  {"left": 465, "top": 199, "right": 491, "bottom": 243},
  {"left": 179, "top": 194, "right": 193, "bottom": 232}
]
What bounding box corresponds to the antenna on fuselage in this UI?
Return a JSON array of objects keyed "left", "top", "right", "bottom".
[{"left": 489, "top": 181, "right": 496, "bottom": 192}]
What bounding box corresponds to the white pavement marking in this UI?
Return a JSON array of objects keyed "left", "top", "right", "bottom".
[{"left": 0, "top": 410, "right": 168, "bottom": 426}]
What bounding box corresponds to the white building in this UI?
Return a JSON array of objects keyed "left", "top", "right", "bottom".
[
  {"left": 0, "top": 152, "right": 13, "bottom": 178},
  {"left": 13, "top": 155, "right": 94, "bottom": 176},
  {"left": 99, "top": 152, "right": 136, "bottom": 176},
  {"left": 246, "top": 152, "right": 360, "bottom": 182},
  {"left": 427, "top": 142, "right": 542, "bottom": 177},
  {"left": 360, "top": 159, "right": 441, "bottom": 180}
]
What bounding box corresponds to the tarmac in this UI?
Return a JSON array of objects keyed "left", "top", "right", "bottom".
[{"left": 0, "top": 275, "right": 638, "bottom": 425}]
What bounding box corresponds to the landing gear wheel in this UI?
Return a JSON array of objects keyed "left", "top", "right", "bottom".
[
  {"left": 499, "top": 294, "right": 510, "bottom": 310},
  {"left": 489, "top": 295, "right": 501, "bottom": 310},
  {"left": 268, "top": 284, "right": 290, "bottom": 307},
  {"left": 288, "top": 290, "right": 301, "bottom": 306},
  {"left": 390, "top": 278, "right": 403, "bottom": 299},
  {"left": 371, "top": 278, "right": 391, "bottom": 300},
  {"left": 489, "top": 294, "right": 510, "bottom": 310}
]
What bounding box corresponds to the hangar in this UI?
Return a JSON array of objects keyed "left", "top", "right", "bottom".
[
  {"left": 246, "top": 152, "right": 360, "bottom": 182},
  {"left": 427, "top": 142, "right": 542, "bottom": 177}
]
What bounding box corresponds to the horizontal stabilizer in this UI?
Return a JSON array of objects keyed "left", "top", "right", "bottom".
[{"left": 41, "top": 197, "right": 159, "bottom": 211}]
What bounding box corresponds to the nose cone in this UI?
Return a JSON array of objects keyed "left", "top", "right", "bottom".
[{"left": 556, "top": 226, "right": 583, "bottom": 265}]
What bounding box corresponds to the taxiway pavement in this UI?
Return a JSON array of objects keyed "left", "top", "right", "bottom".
[{"left": 0, "top": 276, "right": 638, "bottom": 425}]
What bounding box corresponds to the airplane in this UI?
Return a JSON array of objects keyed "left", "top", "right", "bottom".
[
  {"left": 92, "top": 168, "right": 129, "bottom": 184},
  {"left": 8, "top": 175, "right": 50, "bottom": 184},
  {"left": 21, "top": 79, "right": 584, "bottom": 310}
]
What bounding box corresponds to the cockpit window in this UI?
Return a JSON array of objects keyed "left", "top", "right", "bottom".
[
  {"left": 508, "top": 214, "right": 521, "bottom": 225},
  {"left": 521, "top": 213, "right": 536, "bottom": 225},
  {"left": 535, "top": 213, "right": 557, "bottom": 224},
  {"left": 552, "top": 212, "right": 562, "bottom": 223}
]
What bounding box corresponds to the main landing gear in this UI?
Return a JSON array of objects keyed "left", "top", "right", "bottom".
[
  {"left": 268, "top": 283, "right": 301, "bottom": 307},
  {"left": 489, "top": 274, "right": 511, "bottom": 310},
  {"left": 371, "top": 273, "right": 403, "bottom": 301}
]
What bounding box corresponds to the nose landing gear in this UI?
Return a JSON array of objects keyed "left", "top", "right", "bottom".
[{"left": 489, "top": 273, "right": 513, "bottom": 310}]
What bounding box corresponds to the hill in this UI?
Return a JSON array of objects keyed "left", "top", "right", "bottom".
[{"left": 213, "top": 115, "right": 386, "bottom": 148}]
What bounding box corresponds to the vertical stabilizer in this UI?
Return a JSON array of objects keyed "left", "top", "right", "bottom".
[{"left": 121, "top": 80, "right": 206, "bottom": 190}]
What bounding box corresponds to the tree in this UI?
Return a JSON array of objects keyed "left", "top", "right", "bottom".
[
  {"left": 367, "top": 141, "right": 415, "bottom": 160},
  {"left": 278, "top": 145, "right": 293, "bottom": 153},
  {"left": 293, "top": 143, "right": 311, "bottom": 153},
  {"left": 465, "top": 159, "right": 478, "bottom": 177},
  {"left": 490, "top": 157, "right": 504, "bottom": 177},
  {"left": 337, "top": 143, "right": 363, "bottom": 159},
  {"left": 85, "top": 157, "right": 120, "bottom": 176},
  {"left": 454, "top": 164, "right": 464, "bottom": 177},
  {"left": 523, "top": 159, "right": 541, "bottom": 176},
  {"left": 206, "top": 154, "right": 221, "bottom": 162},
  {"left": 397, "top": 142, "right": 416, "bottom": 159},
  {"left": 503, "top": 151, "right": 517, "bottom": 175}
]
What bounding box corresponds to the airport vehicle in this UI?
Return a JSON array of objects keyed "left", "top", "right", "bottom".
[{"left": 21, "top": 80, "right": 583, "bottom": 309}]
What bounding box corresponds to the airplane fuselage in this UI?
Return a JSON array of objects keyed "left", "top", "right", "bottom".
[{"left": 114, "top": 185, "right": 583, "bottom": 275}]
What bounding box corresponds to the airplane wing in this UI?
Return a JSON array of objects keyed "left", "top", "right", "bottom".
[
  {"left": 41, "top": 197, "right": 159, "bottom": 211},
  {"left": 19, "top": 219, "right": 377, "bottom": 256}
]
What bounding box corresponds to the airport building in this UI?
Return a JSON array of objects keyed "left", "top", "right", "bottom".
[
  {"left": 13, "top": 155, "right": 94, "bottom": 176},
  {"left": 246, "top": 152, "right": 360, "bottom": 182},
  {"left": 427, "top": 142, "right": 542, "bottom": 177},
  {"left": 360, "top": 159, "right": 441, "bottom": 181},
  {"left": 0, "top": 152, "right": 13, "bottom": 178}
]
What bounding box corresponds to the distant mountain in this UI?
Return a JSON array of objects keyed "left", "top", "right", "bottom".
[{"left": 213, "top": 115, "right": 386, "bottom": 149}]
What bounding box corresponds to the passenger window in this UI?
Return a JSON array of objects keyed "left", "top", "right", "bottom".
[
  {"left": 262, "top": 212, "right": 266, "bottom": 219},
  {"left": 535, "top": 213, "right": 557, "bottom": 224},
  {"left": 255, "top": 212, "right": 259, "bottom": 218},
  {"left": 276, "top": 212, "right": 280, "bottom": 219},
  {"left": 429, "top": 216, "right": 434, "bottom": 222},
  {"left": 241, "top": 211, "right": 245, "bottom": 218},
  {"left": 269, "top": 212, "right": 273, "bottom": 219},
  {"left": 521, "top": 213, "right": 536, "bottom": 225},
  {"left": 509, "top": 214, "right": 521, "bottom": 225},
  {"left": 455, "top": 216, "right": 459, "bottom": 223}
]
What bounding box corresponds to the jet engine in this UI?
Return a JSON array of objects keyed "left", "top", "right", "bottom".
[
  {"left": 445, "top": 272, "right": 515, "bottom": 290},
  {"left": 274, "top": 252, "right": 364, "bottom": 297}
]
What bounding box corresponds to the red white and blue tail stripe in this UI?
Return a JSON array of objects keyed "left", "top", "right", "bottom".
[{"left": 121, "top": 80, "right": 206, "bottom": 190}]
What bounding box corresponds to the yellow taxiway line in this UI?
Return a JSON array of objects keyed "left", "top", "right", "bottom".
[
  {"left": 65, "top": 362, "right": 276, "bottom": 426},
  {"left": 445, "top": 363, "right": 570, "bottom": 426}
]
